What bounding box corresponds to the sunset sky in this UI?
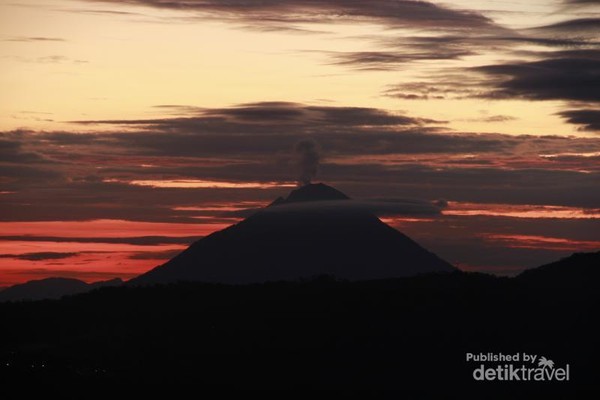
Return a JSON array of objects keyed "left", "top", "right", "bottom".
[{"left": 1, "top": 0, "right": 599, "bottom": 286}]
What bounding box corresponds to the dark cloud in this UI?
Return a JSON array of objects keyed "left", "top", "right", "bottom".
[
  {"left": 557, "top": 109, "right": 600, "bottom": 131},
  {"left": 262, "top": 198, "right": 442, "bottom": 217},
  {"left": 0, "top": 164, "right": 63, "bottom": 183},
  {"left": 2, "top": 102, "right": 600, "bottom": 224},
  {"left": 328, "top": 49, "right": 472, "bottom": 70},
  {"left": 74, "top": 102, "right": 439, "bottom": 128},
  {"left": 383, "top": 31, "right": 599, "bottom": 101},
  {"left": 0, "top": 252, "right": 78, "bottom": 261},
  {"left": 304, "top": 105, "right": 437, "bottom": 126},
  {"left": 466, "top": 50, "right": 600, "bottom": 132},
  {"left": 52, "top": 128, "right": 503, "bottom": 161},
  {"left": 0, "top": 236, "right": 201, "bottom": 246},
  {"left": 529, "top": 18, "right": 600, "bottom": 36},
  {"left": 313, "top": 162, "right": 600, "bottom": 208},
  {"left": 473, "top": 50, "right": 600, "bottom": 103},
  {"left": 0, "top": 181, "right": 209, "bottom": 222},
  {"left": 108, "top": 130, "right": 495, "bottom": 158},
  {"left": 82, "top": 0, "right": 498, "bottom": 30},
  {"left": 206, "top": 102, "right": 306, "bottom": 122},
  {"left": 68, "top": 0, "right": 504, "bottom": 46},
  {"left": 11, "top": 103, "right": 600, "bottom": 163},
  {"left": 385, "top": 32, "right": 598, "bottom": 50},
  {"left": 366, "top": 32, "right": 597, "bottom": 74},
  {"left": 384, "top": 47, "right": 598, "bottom": 130},
  {"left": 0, "top": 136, "right": 49, "bottom": 163},
  {"left": 561, "top": 0, "right": 599, "bottom": 4},
  {"left": 0, "top": 175, "right": 278, "bottom": 222},
  {"left": 382, "top": 77, "right": 484, "bottom": 101},
  {"left": 0, "top": 139, "right": 21, "bottom": 156},
  {"left": 434, "top": 199, "right": 448, "bottom": 208}
]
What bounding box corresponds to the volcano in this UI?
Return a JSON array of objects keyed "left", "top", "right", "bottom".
[{"left": 131, "top": 183, "right": 455, "bottom": 285}]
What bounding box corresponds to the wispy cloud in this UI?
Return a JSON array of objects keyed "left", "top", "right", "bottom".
[
  {"left": 5, "top": 55, "right": 89, "bottom": 64},
  {"left": 557, "top": 109, "right": 600, "bottom": 132},
  {"left": 0, "top": 236, "right": 201, "bottom": 246},
  {"left": 73, "top": 0, "right": 597, "bottom": 135},
  {"left": 528, "top": 18, "right": 600, "bottom": 38},
  {"left": 3, "top": 36, "right": 66, "bottom": 42},
  {"left": 326, "top": 48, "right": 473, "bottom": 71},
  {"left": 75, "top": 101, "right": 440, "bottom": 127},
  {"left": 473, "top": 50, "right": 600, "bottom": 103},
  {"left": 35, "top": 55, "right": 88, "bottom": 64},
  {"left": 80, "top": 0, "right": 500, "bottom": 30},
  {"left": 0, "top": 252, "right": 78, "bottom": 261}
]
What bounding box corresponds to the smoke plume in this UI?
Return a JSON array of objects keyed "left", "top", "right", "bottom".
[{"left": 294, "top": 139, "right": 320, "bottom": 186}]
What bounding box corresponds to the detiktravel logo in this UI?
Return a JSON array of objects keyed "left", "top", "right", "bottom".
[{"left": 466, "top": 352, "right": 570, "bottom": 382}]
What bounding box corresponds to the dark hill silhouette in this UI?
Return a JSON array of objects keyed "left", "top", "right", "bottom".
[
  {"left": 131, "top": 183, "right": 455, "bottom": 285},
  {"left": 0, "top": 252, "right": 598, "bottom": 396},
  {"left": 516, "top": 251, "right": 600, "bottom": 288},
  {"left": 0, "top": 277, "right": 122, "bottom": 302}
]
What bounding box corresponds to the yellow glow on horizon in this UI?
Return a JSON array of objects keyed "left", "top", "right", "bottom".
[
  {"left": 444, "top": 203, "right": 600, "bottom": 220},
  {"left": 540, "top": 152, "right": 600, "bottom": 158},
  {"left": 483, "top": 234, "right": 600, "bottom": 251},
  {"left": 105, "top": 179, "right": 297, "bottom": 189}
]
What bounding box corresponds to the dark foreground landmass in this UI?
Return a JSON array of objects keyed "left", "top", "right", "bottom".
[
  {"left": 0, "top": 277, "right": 123, "bottom": 302},
  {"left": 0, "top": 252, "right": 598, "bottom": 397}
]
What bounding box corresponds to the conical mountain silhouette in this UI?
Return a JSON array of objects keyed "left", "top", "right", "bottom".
[{"left": 131, "top": 183, "right": 455, "bottom": 285}]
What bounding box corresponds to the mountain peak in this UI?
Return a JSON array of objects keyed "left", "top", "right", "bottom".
[
  {"left": 273, "top": 183, "right": 349, "bottom": 206},
  {"left": 132, "top": 182, "right": 455, "bottom": 285}
]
